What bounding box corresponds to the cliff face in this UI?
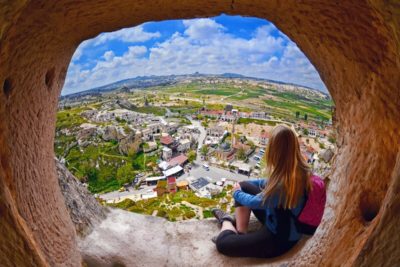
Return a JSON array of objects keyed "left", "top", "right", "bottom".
[
  {"left": 55, "top": 159, "right": 107, "bottom": 237},
  {"left": 0, "top": 1, "right": 399, "bottom": 266}
]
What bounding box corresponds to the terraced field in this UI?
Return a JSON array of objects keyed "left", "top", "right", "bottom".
[{"left": 159, "top": 82, "right": 332, "bottom": 121}]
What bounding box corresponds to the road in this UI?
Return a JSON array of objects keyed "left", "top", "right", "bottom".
[{"left": 185, "top": 115, "right": 207, "bottom": 162}]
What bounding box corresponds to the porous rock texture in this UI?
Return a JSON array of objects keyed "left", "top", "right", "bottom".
[
  {"left": 79, "top": 208, "right": 310, "bottom": 267},
  {"left": 0, "top": 1, "right": 399, "bottom": 266}
]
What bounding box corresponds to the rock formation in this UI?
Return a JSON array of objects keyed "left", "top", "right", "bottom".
[
  {"left": 55, "top": 158, "right": 107, "bottom": 237},
  {"left": 0, "top": 1, "right": 399, "bottom": 266}
]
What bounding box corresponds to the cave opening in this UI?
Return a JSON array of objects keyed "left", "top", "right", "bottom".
[{"left": 56, "top": 15, "right": 333, "bottom": 226}]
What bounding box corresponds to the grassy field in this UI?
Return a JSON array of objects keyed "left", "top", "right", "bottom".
[
  {"left": 159, "top": 82, "right": 332, "bottom": 121},
  {"left": 132, "top": 106, "right": 166, "bottom": 116},
  {"left": 109, "top": 188, "right": 234, "bottom": 221}
]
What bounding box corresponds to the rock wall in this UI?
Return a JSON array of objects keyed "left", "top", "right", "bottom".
[
  {"left": 55, "top": 158, "right": 107, "bottom": 237},
  {"left": 0, "top": 1, "right": 399, "bottom": 266}
]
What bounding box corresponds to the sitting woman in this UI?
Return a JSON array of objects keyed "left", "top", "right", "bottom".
[{"left": 212, "top": 124, "right": 312, "bottom": 258}]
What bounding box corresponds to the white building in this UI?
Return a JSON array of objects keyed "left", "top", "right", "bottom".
[
  {"left": 177, "top": 139, "right": 191, "bottom": 152},
  {"left": 162, "top": 146, "right": 172, "bottom": 161}
]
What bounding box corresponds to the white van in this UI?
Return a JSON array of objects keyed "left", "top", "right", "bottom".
[{"left": 202, "top": 164, "right": 210, "bottom": 171}]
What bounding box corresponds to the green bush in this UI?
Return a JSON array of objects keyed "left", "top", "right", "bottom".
[{"left": 203, "top": 210, "right": 213, "bottom": 218}]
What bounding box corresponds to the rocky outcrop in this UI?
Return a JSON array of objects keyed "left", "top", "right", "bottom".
[
  {"left": 0, "top": 1, "right": 399, "bottom": 266},
  {"left": 116, "top": 99, "right": 136, "bottom": 110},
  {"left": 79, "top": 209, "right": 310, "bottom": 267},
  {"left": 55, "top": 158, "right": 107, "bottom": 237},
  {"left": 118, "top": 131, "right": 142, "bottom": 155}
]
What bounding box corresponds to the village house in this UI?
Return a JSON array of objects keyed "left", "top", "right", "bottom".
[
  {"left": 143, "top": 141, "right": 157, "bottom": 153},
  {"left": 141, "top": 128, "right": 153, "bottom": 141},
  {"left": 163, "top": 122, "right": 179, "bottom": 134},
  {"left": 220, "top": 112, "right": 236, "bottom": 122},
  {"left": 177, "top": 139, "right": 191, "bottom": 153},
  {"left": 259, "top": 131, "right": 271, "bottom": 146},
  {"left": 160, "top": 135, "right": 174, "bottom": 147},
  {"left": 200, "top": 109, "right": 223, "bottom": 119},
  {"left": 250, "top": 111, "right": 270, "bottom": 120},
  {"left": 167, "top": 154, "right": 188, "bottom": 168},
  {"left": 176, "top": 180, "right": 189, "bottom": 190},
  {"left": 163, "top": 165, "right": 184, "bottom": 178},
  {"left": 162, "top": 146, "right": 172, "bottom": 161},
  {"left": 167, "top": 177, "right": 177, "bottom": 193},
  {"left": 207, "top": 125, "right": 226, "bottom": 138},
  {"left": 147, "top": 123, "right": 163, "bottom": 135}
]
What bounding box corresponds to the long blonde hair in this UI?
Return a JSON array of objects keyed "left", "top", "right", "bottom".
[{"left": 262, "top": 124, "right": 311, "bottom": 209}]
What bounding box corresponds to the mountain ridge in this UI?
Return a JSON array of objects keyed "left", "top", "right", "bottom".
[{"left": 61, "top": 73, "right": 329, "bottom": 99}]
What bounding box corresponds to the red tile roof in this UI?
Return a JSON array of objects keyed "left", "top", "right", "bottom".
[
  {"left": 167, "top": 177, "right": 176, "bottom": 184},
  {"left": 160, "top": 135, "right": 174, "bottom": 145},
  {"left": 167, "top": 154, "right": 188, "bottom": 166}
]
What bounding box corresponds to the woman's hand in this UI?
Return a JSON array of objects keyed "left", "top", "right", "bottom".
[{"left": 233, "top": 182, "right": 241, "bottom": 192}]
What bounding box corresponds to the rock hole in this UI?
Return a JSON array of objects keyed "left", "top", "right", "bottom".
[
  {"left": 359, "top": 192, "right": 380, "bottom": 223},
  {"left": 45, "top": 68, "right": 55, "bottom": 90},
  {"left": 3, "top": 78, "right": 12, "bottom": 98}
]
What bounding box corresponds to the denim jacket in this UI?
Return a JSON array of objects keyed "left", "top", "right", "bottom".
[{"left": 232, "top": 179, "right": 305, "bottom": 241}]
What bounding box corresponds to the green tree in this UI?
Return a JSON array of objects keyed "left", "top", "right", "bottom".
[
  {"left": 200, "top": 145, "right": 209, "bottom": 156},
  {"left": 246, "top": 140, "right": 256, "bottom": 150},
  {"left": 237, "top": 148, "right": 246, "bottom": 160},
  {"left": 304, "top": 113, "right": 308, "bottom": 120},
  {"left": 116, "top": 164, "right": 136, "bottom": 184},
  {"left": 296, "top": 111, "right": 300, "bottom": 119},
  {"left": 303, "top": 128, "right": 309, "bottom": 135},
  {"left": 328, "top": 135, "right": 336, "bottom": 144},
  {"left": 187, "top": 150, "right": 197, "bottom": 163}
]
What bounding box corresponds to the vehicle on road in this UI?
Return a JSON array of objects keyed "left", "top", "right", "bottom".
[{"left": 203, "top": 164, "right": 210, "bottom": 171}]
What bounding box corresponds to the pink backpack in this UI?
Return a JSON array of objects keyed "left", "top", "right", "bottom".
[{"left": 294, "top": 175, "right": 326, "bottom": 235}]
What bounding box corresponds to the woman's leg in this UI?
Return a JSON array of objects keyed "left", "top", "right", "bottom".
[
  {"left": 220, "top": 220, "right": 237, "bottom": 234},
  {"left": 235, "top": 206, "right": 251, "bottom": 234},
  {"left": 216, "top": 226, "right": 297, "bottom": 258},
  {"left": 234, "top": 181, "right": 264, "bottom": 232}
]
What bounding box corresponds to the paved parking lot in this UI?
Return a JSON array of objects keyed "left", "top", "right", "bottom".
[{"left": 179, "top": 163, "right": 254, "bottom": 183}]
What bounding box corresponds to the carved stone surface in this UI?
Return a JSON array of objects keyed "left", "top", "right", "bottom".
[{"left": 0, "top": 1, "right": 399, "bottom": 266}]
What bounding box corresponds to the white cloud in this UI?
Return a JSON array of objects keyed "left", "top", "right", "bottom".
[
  {"left": 63, "top": 18, "right": 326, "bottom": 95},
  {"left": 93, "top": 26, "right": 160, "bottom": 46}
]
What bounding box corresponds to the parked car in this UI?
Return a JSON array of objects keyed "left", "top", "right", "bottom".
[{"left": 203, "top": 164, "right": 210, "bottom": 171}]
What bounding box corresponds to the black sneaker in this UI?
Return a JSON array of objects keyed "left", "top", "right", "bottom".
[{"left": 211, "top": 208, "right": 236, "bottom": 226}]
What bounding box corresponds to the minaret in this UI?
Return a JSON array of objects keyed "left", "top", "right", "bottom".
[{"left": 232, "top": 116, "right": 236, "bottom": 146}]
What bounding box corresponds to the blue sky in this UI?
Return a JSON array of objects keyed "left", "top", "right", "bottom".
[{"left": 63, "top": 15, "right": 326, "bottom": 95}]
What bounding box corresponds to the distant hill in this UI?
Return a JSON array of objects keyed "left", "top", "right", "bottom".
[{"left": 61, "top": 73, "right": 329, "bottom": 99}]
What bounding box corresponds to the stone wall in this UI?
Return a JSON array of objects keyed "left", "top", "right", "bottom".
[{"left": 0, "top": 1, "right": 399, "bottom": 266}]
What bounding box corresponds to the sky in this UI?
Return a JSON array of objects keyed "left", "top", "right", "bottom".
[{"left": 62, "top": 14, "right": 326, "bottom": 95}]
